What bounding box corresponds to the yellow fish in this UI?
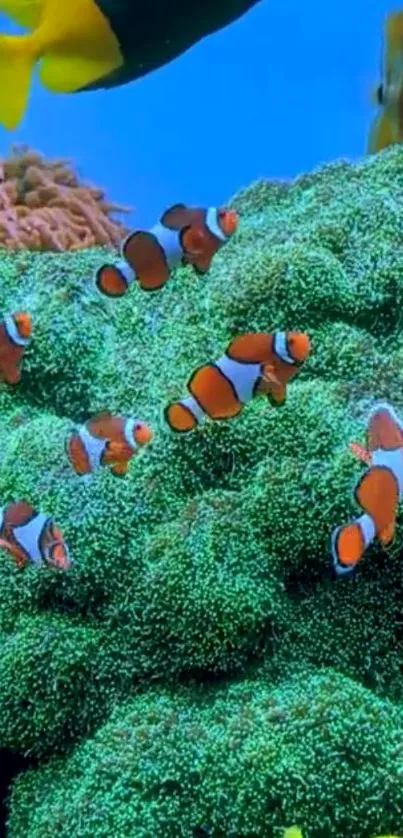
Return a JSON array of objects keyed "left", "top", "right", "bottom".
[
  {"left": 368, "top": 10, "right": 403, "bottom": 153},
  {"left": 283, "top": 830, "right": 403, "bottom": 838},
  {"left": 283, "top": 828, "right": 304, "bottom": 838},
  {"left": 0, "top": 0, "right": 260, "bottom": 130}
]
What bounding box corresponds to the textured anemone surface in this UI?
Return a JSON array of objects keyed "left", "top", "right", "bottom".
[{"left": 2, "top": 146, "right": 403, "bottom": 836}]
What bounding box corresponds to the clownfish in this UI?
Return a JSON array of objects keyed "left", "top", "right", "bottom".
[
  {"left": 95, "top": 203, "right": 239, "bottom": 295},
  {"left": 164, "top": 331, "right": 311, "bottom": 433},
  {"left": 0, "top": 0, "right": 260, "bottom": 130},
  {"left": 0, "top": 311, "right": 31, "bottom": 384},
  {"left": 332, "top": 402, "right": 403, "bottom": 576},
  {"left": 368, "top": 11, "right": 403, "bottom": 153},
  {"left": 283, "top": 829, "right": 303, "bottom": 838},
  {"left": 66, "top": 411, "right": 153, "bottom": 476},
  {"left": 0, "top": 500, "right": 71, "bottom": 569}
]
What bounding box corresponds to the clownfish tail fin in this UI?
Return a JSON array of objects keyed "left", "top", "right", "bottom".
[
  {"left": 331, "top": 514, "right": 374, "bottom": 576},
  {"left": 164, "top": 401, "right": 199, "bottom": 433},
  {"left": 95, "top": 261, "right": 134, "bottom": 298}
]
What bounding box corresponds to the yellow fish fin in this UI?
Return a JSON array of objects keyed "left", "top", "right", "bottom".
[
  {"left": 367, "top": 110, "right": 396, "bottom": 153},
  {"left": 283, "top": 828, "right": 304, "bottom": 838},
  {"left": 0, "top": 0, "right": 44, "bottom": 28},
  {"left": 0, "top": 32, "right": 39, "bottom": 128},
  {"left": 386, "top": 12, "right": 403, "bottom": 57},
  {"left": 37, "top": 0, "right": 123, "bottom": 93}
]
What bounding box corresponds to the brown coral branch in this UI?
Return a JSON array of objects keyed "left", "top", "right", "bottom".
[{"left": 0, "top": 144, "right": 132, "bottom": 252}]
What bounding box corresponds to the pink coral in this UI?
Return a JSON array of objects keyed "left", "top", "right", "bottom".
[{"left": 0, "top": 145, "right": 131, "bottom": 251}]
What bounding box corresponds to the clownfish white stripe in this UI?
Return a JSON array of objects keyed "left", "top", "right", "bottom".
[
  {"left": 206, "top": 207, "right": 227, "bottom": 242},
  {"left": 181, "top": 396, "right": 205, "bottom": 424},
  {"left": 274, "top": 331, "right": 295, "bottom": 365},
  {"left": 116, "top": 258, "right": 136, "bottom": 288},
  {"left": 3, "top": 314, "right": 30, "bottom": 347},
  {"left": 216, "top": 355, "right": 261, "bottom": 404},
  {"left": 358, "top": 512, "right": 377, "bottom": 546},
  {"left": 123, "top": 418, "right": 137, "bottom": 450},
  {"left": 148, "top": 222, "right": 182, "bottom": 270},
  {"left": 0, "top": 508, "right": 4, "bottom": 531},
  {"left": 78, "top": 425, "right": 107, "bottom": 471},
  {"left": 13, "top": 512, "right": 50, "bottom": 565},
  {"left": 372, "top": 448, "right": 403, "bottom": 496}
]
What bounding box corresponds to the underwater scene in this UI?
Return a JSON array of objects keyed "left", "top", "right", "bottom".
[{"left": 1, "top": 0, "right": 403, "bottom": 837}]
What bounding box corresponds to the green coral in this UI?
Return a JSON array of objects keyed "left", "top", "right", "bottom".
[
  {"left": 8, "top": 670, "right": 403, "bottom": 838},
  {"left": 3, "top": 146, "right": 403, "bottom": 835}
]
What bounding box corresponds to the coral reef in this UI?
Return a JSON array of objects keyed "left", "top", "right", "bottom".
[
  {"left": 0, "top": 146, "right": 131, "bottom": 251},
  {"left": 2, "top": 146, "right": 403, "bottom": 835}
]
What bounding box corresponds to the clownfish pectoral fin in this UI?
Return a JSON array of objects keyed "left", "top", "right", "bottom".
[
  {"left": 95, "top": 264, "right": 132, "bottom": 298},
  {"left": 368, "top": 110, "right": 396, "bottom": 153},
  {"left": 349, "top": 441, "right": 372, "bottom": 465},
  {"left": 192, "top": 255, "right": 212, "bottom": 275},
  {"left": 47, "top": 541, "right": 71, "bottom": 570},
  {"left": 0, "top": 536, "right": 25, "bottom": 567},
  {"left": 103, "top": 441, "right": 125, "bottom": 461},
  {"left": 331, "top": 522, "right": 365, "bottom": 576},
  {"left": 267, "top": 381, "right": 286, "bottom": 406},
  {"left": 2, "top": 365, "right": 21, "bottom": 385},
  {"left": 261, "top": 363, "right": 281, "bottom": 388},
  {"left": 378, "top": 518, "right": 396, "bottom": 546},
  {"left": 110, "top": 460, "right": 129, "bottom": 476}
]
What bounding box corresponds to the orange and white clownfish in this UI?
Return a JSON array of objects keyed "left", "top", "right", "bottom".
[
  {"left": 95, "top": 203, "right": 239, "bottom": 296},
  {"left": 331, "top": 402, "right": 403, "bottom": 576},
  {"left": 164, "top": 331, "right": 311, "bottom": 432},
  {"left": 0, "top": 312, "right": 32, "bottom": 384},
  {"left": 368, "top": 11, "right": 403, "bottom": 153},
  {"left": 66, "top": 411, "right": 153, "bottom": 476},
  {"left": 0, "top": 501, "right": 71, "bottom": 570}
]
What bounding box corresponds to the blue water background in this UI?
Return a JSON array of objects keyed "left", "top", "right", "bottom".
[{"left": 0, "top": 0, "right": 393, "bottom": 228}]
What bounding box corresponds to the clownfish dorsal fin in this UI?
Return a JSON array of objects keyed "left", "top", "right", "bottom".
[
  {"left": 226, "top": 332, "right": 271, "bottom": 364},
  {"left": 366, "top": 404, "right": 403, "bottom": 452},
  {"left": 161, "top": 203, "right": 200, "bottom": 231},
  {"left": 86, "top": 411, "right": 119, "bottom": 440},
  {"left": 161, "top": 203, "right": 189, "bottom": 229},
  {"left": 4, "top": 500, "right": 35, "bottom": 527}
]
